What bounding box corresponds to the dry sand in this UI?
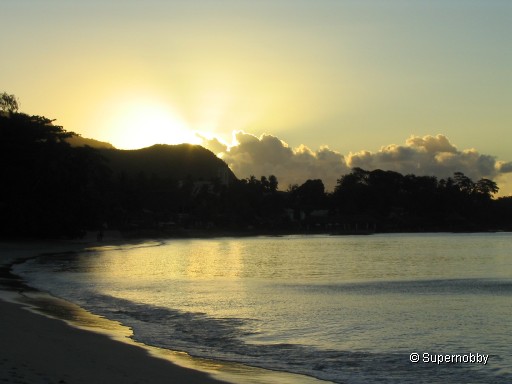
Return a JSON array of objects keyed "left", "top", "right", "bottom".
[{"left": 0, "top": 298, "right": 225, "bottom": 384}]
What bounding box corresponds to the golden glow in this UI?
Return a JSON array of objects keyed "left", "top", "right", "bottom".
[{"left": 100, "top": 96, "right": 201, "bottom": 149}]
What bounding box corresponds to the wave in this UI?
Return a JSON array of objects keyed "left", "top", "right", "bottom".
[{"left": 57, "top": 292, "right": 508, "bottom": 384}]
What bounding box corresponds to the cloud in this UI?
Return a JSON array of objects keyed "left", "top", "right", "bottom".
[
  {"left": 195, "top": 133, "right": 228, "bottom": 154},
  {"left": 496, "top": 161, "right": 512, "bottom": 173},
  {"left": 200, "top": 132, "right": 512, "bottom": 192},
  {"left": 202, "top": 131, "right": 349, "bottom": 190},
  {"left": 347, "top": 134, "right": 503, "bottom": 181},
  {"left": 406, "top": 135, "right": 457, "bottom": 153}
]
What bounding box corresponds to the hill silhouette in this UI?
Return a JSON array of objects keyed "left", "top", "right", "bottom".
[
  {"left": 66, "top": 134, "right": 235, "bottom": 183},
  {"left": 99, "top": 144, "right": 236, "bottom": 183},
  {"left": 66, "top": 135, "right": 115, "bottom": 149}
]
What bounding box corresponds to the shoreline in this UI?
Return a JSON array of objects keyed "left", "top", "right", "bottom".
[
  {"left": 0, "top": 240, "right": 330, "bottom": 384},
  {"left": 0, "top": 298, "right": 226, "bottom": 384}
]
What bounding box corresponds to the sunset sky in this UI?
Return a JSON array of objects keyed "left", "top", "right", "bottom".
[{"left": 2, "top": 0, "right": 511, "bottom": 193}]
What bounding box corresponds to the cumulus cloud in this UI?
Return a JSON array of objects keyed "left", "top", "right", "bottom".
[
  {"left": 195, "top": 133, "right": 228, "bottom": 154},
  {"left": 202, "top": 131, "right": 349, "bottom": 190},
  {"left": 200, "top": 132, "right": 512, "bottom": 192},
  {"left": 406, "top": 135, "right": 457, "bottom": 153},
  {"left": 347, "top": 134, "right": 503, "bottom": 181}
]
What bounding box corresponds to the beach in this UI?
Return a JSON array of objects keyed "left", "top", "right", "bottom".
[
  {"left": 0, "top": 241, "right": 226, "bottom": 384},
  {"left": 1, "top": 241, "right": 329, "bottom": 384},
  {"left": 0, "top": 299, "right": 226, "bottom": 384},
  {"left": 3, "top": 235, "right": 510, "bottom": 383}
]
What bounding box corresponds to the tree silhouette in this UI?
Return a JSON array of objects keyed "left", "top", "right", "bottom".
[
  {"left": 330, "top": 168, "right": 506, "bottom": 232},
  {"left": 0, "top": 101, "right": 107, "bottom": 237},
  {"left": 0, "top": 92, "right": 19, "bottom": 113},
  {"left": 474, "top": 178, "right": 498, "bottom": 199},
  {"left": 268, "top": 175, "right": 278, "bottom": 192}
]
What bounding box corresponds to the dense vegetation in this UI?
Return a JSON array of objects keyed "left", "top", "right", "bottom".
[
  {"left": 0, "top": 110, "right": 109, "bottom": 237},
  {"left": 1, "top": 95, "right": 511, "bottom": 238}
]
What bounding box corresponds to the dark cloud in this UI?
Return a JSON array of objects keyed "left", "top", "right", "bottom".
[
  {"left": 200, "top": 132, "right": 511, "bottom": 191},
  {"left": 497, "top": 161, "right": 512, "bottom": 173}
]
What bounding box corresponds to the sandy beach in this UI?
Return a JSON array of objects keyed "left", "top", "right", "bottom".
[
  {"left": 0, "top": 241, "right": 226, "bottom": 384},
  {"left": 0, "top": 298, "right": 226, "bottom": 384},
  {"left": 0, "top": 241, "right": 329, "bottom": 384}
]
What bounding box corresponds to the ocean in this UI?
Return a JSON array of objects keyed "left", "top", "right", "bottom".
[{"left": 13, "top": 233, "right": 512, "bottom": 383}]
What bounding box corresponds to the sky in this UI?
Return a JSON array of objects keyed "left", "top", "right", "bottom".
[{"left": 2, "top": 0, "right": 511, "bottom": 194}]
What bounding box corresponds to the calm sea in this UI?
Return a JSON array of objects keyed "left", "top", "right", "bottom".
[{"left": 14, "top": 233, "right": 512, "bottom": 383}]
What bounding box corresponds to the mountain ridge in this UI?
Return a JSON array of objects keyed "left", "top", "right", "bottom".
[
  {"left": 66, "top": 135, "right": 115, "bottom": 149},
  {"left": 67, "top": 134, "right": 236, "bottom": 183},
  {"left": 98, "top": 143, "right": 236, "bottom": 183}
]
